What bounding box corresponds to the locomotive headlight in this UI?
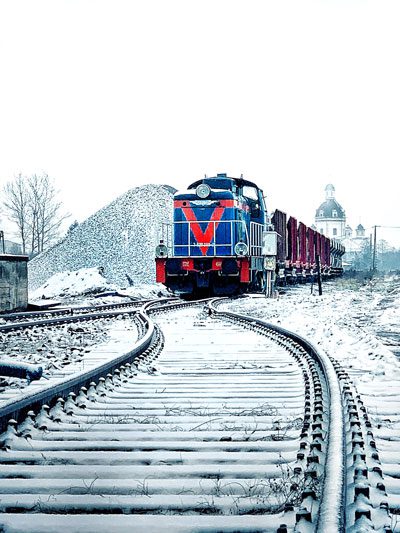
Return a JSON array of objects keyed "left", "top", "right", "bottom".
[
  {"left": 155, "top": 243, "right": 168, "bottom": 258},
  {"left": 196, "top": 183, "right": 211, "bottom": 199},
  {"left": 234, "top": 242, "right": 249, "bottom": 256}
]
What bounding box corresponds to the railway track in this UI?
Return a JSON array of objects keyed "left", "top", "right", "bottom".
[
  {"left": 0, "top": 299, "right": 151, "bottom": 329},
  {"left": 0, "top": 300, "right": 165, "bottom": 407},
  {"left": 0, "top": 298, "right": 394, "bottom": 531}
]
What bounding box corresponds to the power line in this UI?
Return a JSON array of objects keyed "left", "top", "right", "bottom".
[{"left": 365, "top": 225, "right": 400, "bottom": 230}]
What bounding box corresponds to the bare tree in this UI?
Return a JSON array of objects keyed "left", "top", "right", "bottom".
[
  {"left": 2, "top": 174, "right": 29, "bottom": 253},
  {"left": 2, "top": 173, "right": 69, "bottom": 256}
]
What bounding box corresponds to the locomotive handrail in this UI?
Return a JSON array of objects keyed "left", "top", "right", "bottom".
[
  {"left": 172, "top": 219, "right": 249, "bottom": 257},
  {"left": 249, "top": 221, "right": 264, "bottom": 256},
  {"left": 165, "top": 219, "right": 266, "bottom": 259}
]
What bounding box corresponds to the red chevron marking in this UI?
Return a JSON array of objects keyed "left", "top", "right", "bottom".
[{"left": 182, "top": 206, "right": 225, "bottom": 255}]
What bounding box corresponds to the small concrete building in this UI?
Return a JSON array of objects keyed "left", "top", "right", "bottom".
[{"left": 0, "top": 254, "right": 29, "bottom": 312}]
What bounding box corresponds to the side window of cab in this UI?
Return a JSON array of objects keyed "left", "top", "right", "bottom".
[{"left": 242, "top": 185, "right": 260, "bottom": 217}]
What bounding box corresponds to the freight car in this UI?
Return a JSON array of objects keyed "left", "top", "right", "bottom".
[
  {"left": 155, "top": 173, "right": 344, "bottom": 297},
  {"left": 271, "top": 209, "right": 344, "bottom": 286}
]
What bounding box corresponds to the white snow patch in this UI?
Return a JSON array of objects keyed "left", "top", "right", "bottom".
[
  {"left": 29, "top": 266, "right": 170, "bottom": 304},
  {"left": 29, "top": 267, "right": 118, "bottom": 300}
]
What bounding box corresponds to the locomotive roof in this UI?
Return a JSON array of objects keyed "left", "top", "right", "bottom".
[{"left": 188, "top": 174, "right": 262, "bottom": 193}]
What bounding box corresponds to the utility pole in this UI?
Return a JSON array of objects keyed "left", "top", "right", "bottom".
[
  {"left": 316, "top": 254, "right": 323, "bottom": 295},
  {"left": 372, "top": 225, "right": 377, "bottom": 273}
]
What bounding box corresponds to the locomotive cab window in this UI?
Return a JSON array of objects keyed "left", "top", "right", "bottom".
[
  {"left": 242, "top": 185, "right": 261, "bottom": 217},
  {"left": 242, "top": 185, "right": 259, "bottom": 201}
]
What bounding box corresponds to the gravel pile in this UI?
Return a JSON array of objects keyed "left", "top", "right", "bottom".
[{"left": 28, "top": 184, "right": 174, "bottom": 291}]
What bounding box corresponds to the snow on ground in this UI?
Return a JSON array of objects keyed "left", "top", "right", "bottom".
[
  {"left": 1, "top": 263, "right": 168, "bottom": 396},
  {"left": 29, "top": 269, "right": 400, "bottom": 393},
  {"left": 223, "top": 274, "right": 400, "bottom": 523},
  {"left": 28, "top": 266, "right": 170, "bottom": 306},
  {"left": 28, "top": 184, "right": 174, "bottom": 291},
  {"left": 223, "top": 275, "right": 400, "bottom": 386},
  {"left": 3, "top": 272, "right": 400, "bottom": 527},
  {"left": 29, "top": 267, "right": 119, "bottom": 300},
  {"left": 30, "top": 269, "right": 400, "bottom": 383}
]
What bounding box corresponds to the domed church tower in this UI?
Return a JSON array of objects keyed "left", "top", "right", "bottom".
[
  {"left": 355, "top": 224, "right": 365, "bottom": 238},
  {"left": 315, "top": 184, "right": 346, "bottom": 240}
]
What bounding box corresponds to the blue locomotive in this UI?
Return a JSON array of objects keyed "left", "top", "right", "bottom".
[
  {"left": 155, "top": 173, "right": 269, "bottom": 296},
  {"left": 155, "top": 173, "right": 344, "bottom": 296}
]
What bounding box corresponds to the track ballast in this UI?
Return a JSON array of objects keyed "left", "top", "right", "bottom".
[{"left": 0, "top": 298, "right": 393, "bottom": 532}]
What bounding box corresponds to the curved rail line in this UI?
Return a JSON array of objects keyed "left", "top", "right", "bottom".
[
  {"left": 0, "top": 299, "right": 164, "bottom": 331},
  {"left": 208, "top": 300, "right": 345, "bottom": 531},
  {"left": 0, "top": 297, "right": 392, "bottom": 531},
  {"left": 0, "top": 300, "right": 145, "bottom": 320},
  {"left": 0, "top": 299, "right": 198, "bottom": 433},
  {"left": 0, "top": 298, "right": 176, "bottom": 398},
  {"left": 0, "top": 303, "right": 154, "bottom": 406},
  {"left": 212, "top": 299, "right": 393, "bottom": 531}
]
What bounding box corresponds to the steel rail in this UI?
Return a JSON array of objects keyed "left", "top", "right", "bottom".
[
  {"left": 2, "top": 295, "right": 390, "bottom": 530},
  {"left": 0, "top": 297, "right": 198, "bottom": 435},
  {"left": 0, "top": 308, "right": 140, "bottom": 333},
  {"left": 0, "top": 310, "right": 153, "bottom": 433},
  {"left": 0, "top": 298, "right": 180, "bottom": 332},
  {"left": 0, "top": 302, "right": 154, "bottom": 331},
  {"left": 0, "top": 297, "right": 311, "bottom": 531},
  {"left": 144, "top": 297, "right": 212, "bottom": 315},
  {"left": 207, "top": 299, "right": 345, "bottom": 532},
  {"left": 0, "top": 300, "right": 145, "bottom": 321}
]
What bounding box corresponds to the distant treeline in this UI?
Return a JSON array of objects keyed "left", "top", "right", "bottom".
[{"left": 348, "top": 241, "right": 400, "bottom": 272}]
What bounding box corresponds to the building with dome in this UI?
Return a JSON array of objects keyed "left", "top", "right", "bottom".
[
  {"left": 314, "top": 184, "right": 346, "bottom": 240},
  {"left": 341, "top": 223, "right": 369, "bottom": 265},
  {"left": 314, "top": 184, "right": 369, "bottom": 268}
]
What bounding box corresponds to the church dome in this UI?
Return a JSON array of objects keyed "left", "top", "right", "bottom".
[
  {"left": 315, "top": 184, "right": 345, "bottom": 219},
  {"left": 315, "top": 199, "right": 345, "bottom": 219},
  {"left": 355, "top": 224, "right": 365, "bottom": 237}
]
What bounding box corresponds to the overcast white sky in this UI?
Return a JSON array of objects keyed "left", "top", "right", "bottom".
[{"left": 1, "top": 1, "right": 400, "bottom": 245}]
